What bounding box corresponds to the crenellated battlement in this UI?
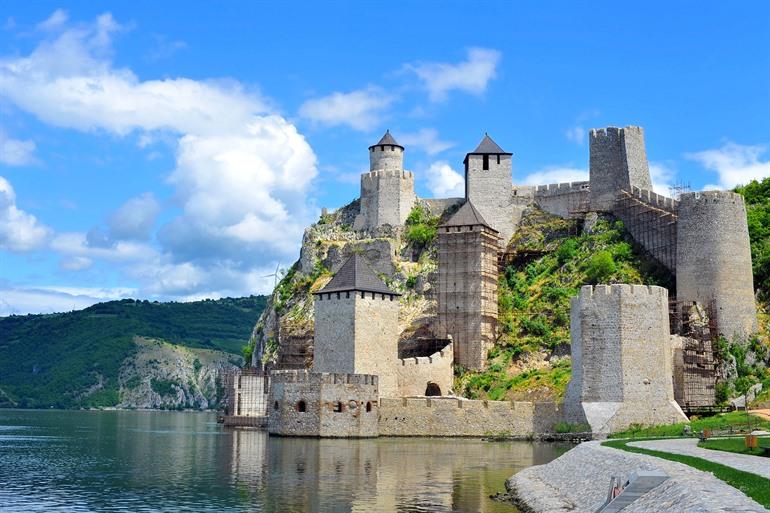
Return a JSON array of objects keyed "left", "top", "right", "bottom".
[
  {"left": 577, "top": 283, "right": 668, "bottom": 300},
  {"left": 589, "top": 125, "right": 644, "bottom": 140},
  {"left": 534, "top": 181, "right": 590, "bottom": 197},
  {"left": 679, "top": 190, "right": 745, "bottom": 205},
  {"left": 380, "top": 396, "right": 534, "bottom": 412},
  {"left": 627, "top": 186, "right": 679, "bottom": 212},
  {"left": 361, "top": 169, "right": 414, "bottom": 181},
  {"left": 399, "top": 345, "right": 452, "bottom": 366},
  {"left": 271, "top": 369, "right": 378, "bottom": 386}
]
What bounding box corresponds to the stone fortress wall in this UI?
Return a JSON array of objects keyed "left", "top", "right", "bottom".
[
  {"left": 533, "top": 181, "right": 590, "bottom": 219},
  {"left": 563, "top": 285, "right": 687, "bottom": 434},
  {"left": 676, "top": 191, "right": 758, "bottom": 339},
  {"left": 395, "top": 342, "right": 454, "bottom": 397},
  {"left": 268, "top": 370, "right": 379, "bottom": 438},
  {"left": 379, "top": 397, "right": 562, "bottom": 437},
  {"left": 465, "top": 152, "right": 522, "bottom": 244},
  {"left": 589, "top": 126, "right": 652, "bottom": 211}
]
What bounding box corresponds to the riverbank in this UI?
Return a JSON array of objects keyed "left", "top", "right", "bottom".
[{"left": 505, "top": 441, "right": 768, "bottom": 512}]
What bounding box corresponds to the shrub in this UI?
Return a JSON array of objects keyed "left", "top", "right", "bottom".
[
  {"left": 521, "top": 317, "right": 551, "bottom": 337},
  {"left": 555, "top": 239, "right": 578, "bottom": 264},
  {"left": 586, "top": 250, "right": 616, "bottom": 283}
]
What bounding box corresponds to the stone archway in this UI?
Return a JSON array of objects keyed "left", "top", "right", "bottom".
[{"left": 425, "top": 382, "right": 442, "bottom": 396}]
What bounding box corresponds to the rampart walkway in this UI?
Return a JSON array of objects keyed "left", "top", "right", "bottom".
[{"left": 628, "top": 438, "right": 770, "bottom": 479}]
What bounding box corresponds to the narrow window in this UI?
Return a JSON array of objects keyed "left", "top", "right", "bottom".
[
  {"left": 497, "top": 154, "right": 501, "bottom": 164},
  {"left": 333, "top": 401, "right": 343, "bottom": 413},
  {"left": 482, "top": 154, "right": 489, "bottom": 170},
  {"left": 361, "top": 291, "right": 365, "bottom": 299},
  {"left": 366, "top": 402, "right": 372, "bottom": 412},
  {"left": 273, "top": 401, "right": 279, "bottom": 410},
  {"left": 297, "top": 400, "right": 306, "bottom": 413},
  {"left": 336, "top": 292, "right": 340, "bottom": 300},
  {"left": 346, "top": 291, "right": 350, "bottom": 299}
]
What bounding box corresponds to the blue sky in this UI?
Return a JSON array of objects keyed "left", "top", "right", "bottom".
[{"left": 1, "top": 2, "right": 769, "bottom": 314}]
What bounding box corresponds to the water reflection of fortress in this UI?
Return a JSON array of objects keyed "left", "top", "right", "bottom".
[{"left": 225, "top": 429, "right": 561, "bottom": 513}]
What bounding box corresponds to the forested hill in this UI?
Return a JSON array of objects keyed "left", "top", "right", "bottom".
[{"left": 0, "top": 296, "right": 267, "bottom": 408}]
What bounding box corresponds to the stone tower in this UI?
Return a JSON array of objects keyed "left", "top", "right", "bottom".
[
  {"left": 563, "top": 285, "right": 687, "bottom": 434},
  {"left": 589, "top": 126, "right": 652, "bottom": 211},
  {"left": 437, "top": 201, "right": 500, "bottom": 370},
  {"left": 464, "top": 134, "right": 516, "bottom": 244},
  {"left": 354, "top": 131, "right": 416, "bottom": 231},
  {"left": 312, "top": 254, "right": 401, "bottom": 397},
  {"left": 676, "top": 191, "right": 758, "bottom": 341}
]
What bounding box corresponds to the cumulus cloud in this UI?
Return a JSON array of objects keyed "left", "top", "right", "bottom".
[
  {"left": 685, "top": 142, "right": 770, "bottom": 190},
  {"left": 649, "top": 161, "right": 677, "bottom": 196},
  {"left": 35, "top": 9, "right": 68, "bottom": 32},
  {"left": 0, "top": 130, "right": 36, "bottom": 166},
  {"left": 107, "top": 192, "right": 160, "bottom": 240},
  {"left": 298, "top": 86, "right": 393, "bottom": 131},
  {"left": 406, "top": 47, "right": 501, "bottom": 102},
  {"left": 425, "top": 161, "right": 465, "bottom": 198},
  {"left": 0, "top": 176, "right": 51, "bottom": 251},
  {"left": 59, "top": 255, "right": 93, "bottom": 271},
  {"left": 399, "top": 128, "right": 454, "bottom": 155},
  {"left": 521, "top": 166, "right": 588, "bottom": 186},
  {"left": 0, "top": 11, "right": 319, "bottom": 301},
  {"left": 0, "top": 283, "right": 134, "bottom": 316}
]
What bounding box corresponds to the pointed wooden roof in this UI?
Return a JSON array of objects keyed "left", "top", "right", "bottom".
[
  {"left": 316, "top": 253, "right": 399, "bottom": 296},
  {"left": 440, "top": 200, "right": 497, "bottom": 232},
  {"left": 463, "top": 133, "right": 511, "bottom": 164},
  {"left": 369, "top": 130, "right": 404, "bottom": 150}
]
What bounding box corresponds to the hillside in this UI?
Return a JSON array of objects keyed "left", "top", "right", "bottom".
[{"left": 0, "top": 296, "right": 267, "bottom": 409}]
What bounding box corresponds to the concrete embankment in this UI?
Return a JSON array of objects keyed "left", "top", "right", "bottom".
[{"left": 505, "top": 441, "right": 768, "bottom": 513}]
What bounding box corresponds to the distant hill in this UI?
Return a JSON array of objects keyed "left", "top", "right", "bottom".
[{"left": 0, "top": 296, "right": 267, "bottom": 409}]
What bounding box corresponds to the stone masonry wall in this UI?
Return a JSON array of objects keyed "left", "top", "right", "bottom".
[
  {"left": 465, "top": 154, "right": 517, "bottom": 243},
  {"left": 589, "top": 126, "right": 652, "bottom": 211},
  {"left": 355, "top": 169, "right": 416, "bottom": 230},
  {"left": 312, "top": 292, "right": 400, "bottom": 398},
  {"left": 676, "top": 191, "right": 758, "bottom": 340},
  {"left": 369, "top": 144, "right": 403, "bottom": 172},
  {"left": 268, "top": 370, "right": 379, "bottom": 437},
  {"left": 533, "top": 181, "right": 590, "bottom": 219},
  {"left": 563, "top": 285, "right": 687, "bottom": 434},
  {"left": 379, "top": 397, "right": 562, "bottom": 437},
  {"left": 396, "top": 343, "right": 454, "bottom": 397},
  {"left": 437, "top": 224, "right": 499, "bottom": 370}
]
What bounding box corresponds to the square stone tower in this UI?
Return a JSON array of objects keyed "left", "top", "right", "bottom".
[
  {"left": 589, "top": 126, "right": 652, "bottom": 211},
  {"left": 312, "top": 254, "right": 401, "bottom": 397},
  {"left": 464, "top": 134, "right": 516, "bottom": 244},
  {"left": 437, "top": 201, "right": 500, "bottom": 370},
  {"left": 563, "top": 285, "right": 687, "bottom": 434}
]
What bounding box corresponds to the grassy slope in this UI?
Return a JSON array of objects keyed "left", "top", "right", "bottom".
[
  {"left": 699, "top": 436, "right": 770, "bottom": 457},
  {"left": 457, "top": 210, "right": 672, "bottom": 401},
  {"left": 602, "top": 438, "right": 770, "bottom": 508},
  {"left": 0, "top": 296, "right": 267, "bottom": 408},
  {"left": 609, "top": 411, "right": 770, "bottom": 438}
]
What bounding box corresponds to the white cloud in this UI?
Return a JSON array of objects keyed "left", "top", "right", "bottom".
[
  {"left": 298, "top": 86, "right": 393, "bottom": 131},
  {"left": 565, "top": 125, "right": 585, "bottom": 145},
  {"left": 0, "top": 176, "right": 51, "bottom": 251},
  {"left": 0, "top": 283, "right": 134, "bottom": 316},
  {"left": 399, "top": 128, "right": 454, "bottom": 155},
  {"left": 649, "top": 161, "right": 676, "bottom": 196},
  {"left": 0, "top": 11, "right": 319, "bottom": 302},
  {"left": 36, "top": 9, "right": 68, "bottom": 32},
  {"left": 406, "top": 47, "right": 501, "bottom": 102},
  {"left": 521, "top": 166, "right": 588, "bottom": 186},
  {"left": 685, "top": 142, "right": 770, "bottom": 190},
  {"left": 425, "top": 161, "right": 464, "bottom": 198},
  {"left": 107, "top": 192, "right": 160, "bottom": 240},
  {"left": 59, "top": 255, "right": 93, "bottom": 271},
  {"left": 0, "top": 130, "right": 36, "bottom": 166}
]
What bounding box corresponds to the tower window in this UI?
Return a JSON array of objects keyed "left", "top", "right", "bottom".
[
  {"left": 366, "top": 402, "right": 372, "bottom": 412},
  {"left": 482, "top": 154, "right": 489, "bottom": 170},
  {"left": 333, "top": 401, "right": 343, "bottom": 413},
  {"left": 296, "top": 400, "right": 306, "bottom": 413},
  {"left": 497, "top": 154, "right": 501, "bottom": 164}
]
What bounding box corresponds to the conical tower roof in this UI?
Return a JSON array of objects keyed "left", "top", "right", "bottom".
[
  {"left": 316, "top": 253, "right": 400, "bottom": 295},
  {"left": 471, "top": 133, "right": 507, "bottom": 154},
  {"left": 369, "top": 130, "right": 404, "bottom": 150},
  {"left": 440, "top": 200, "right": 497, "bottom": 232}
]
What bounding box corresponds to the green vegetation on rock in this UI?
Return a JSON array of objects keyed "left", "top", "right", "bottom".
[
  {"left": 456, "top": 209, "right": 672, "bottom": 401},
  {"left": 736, "top": 177, "right": 770, "bottom": 303},
  {"left": 0, "top": 296, "right": 266, "bottom": 408},
  {"left": 405, "top": 204, "right": 440, "bottom": 248}
]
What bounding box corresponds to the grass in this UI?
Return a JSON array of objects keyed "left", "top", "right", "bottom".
[
  {"left": 699, "top": 436, "right": 770, "bottom": 457},
  {"left": 609, "top": 411, "right": 770, "bottom": 439},
  {"left": 603, "top": 438, "right": 770, "bottom": 508}
]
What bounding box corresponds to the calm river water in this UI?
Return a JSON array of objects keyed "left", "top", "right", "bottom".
[{"left": 0, "top": 410, "right": 571, "bottom": 512}]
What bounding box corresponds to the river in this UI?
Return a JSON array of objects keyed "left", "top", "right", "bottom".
[{"left": 0, "top": 410, "right": 571, "bottom": 512}]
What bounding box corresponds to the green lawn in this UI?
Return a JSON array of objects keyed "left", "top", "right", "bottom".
[
  {"left": 609, "top": 411, "right": 770, "bottom": 439},
  {"left": 603, "top": 438, "right": 770, "bottom": 508},
  {"left": 699, "top": 436, "right": 770, "bottom": 457}
]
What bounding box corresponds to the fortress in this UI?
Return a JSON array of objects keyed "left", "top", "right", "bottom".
[{"left": 228, "top": 125, "right": 757, "bottom": 437}]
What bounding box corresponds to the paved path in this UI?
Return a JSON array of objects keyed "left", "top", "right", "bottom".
[
  {"left": 628, "top": 438, "right": 770, "bottom": 479},
  {"left": 751, "top": 409, "right": 770, "bottom": 421}
]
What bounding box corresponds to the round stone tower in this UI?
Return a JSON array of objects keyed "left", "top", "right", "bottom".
[
  {"left": 369, "top": 129, "right": 404, "bottom": 171},
  {"left": 676, "top": 191, "right": 758, "bottom": 341}
]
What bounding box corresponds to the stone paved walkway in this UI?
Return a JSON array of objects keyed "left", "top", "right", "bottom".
[{"left": 628, "top": 438, "right": 770, "bottom": 479}]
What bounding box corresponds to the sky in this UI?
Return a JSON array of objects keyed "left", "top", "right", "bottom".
[{"left": 1, "top": 2, "right": 769, "bottom": 315}]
